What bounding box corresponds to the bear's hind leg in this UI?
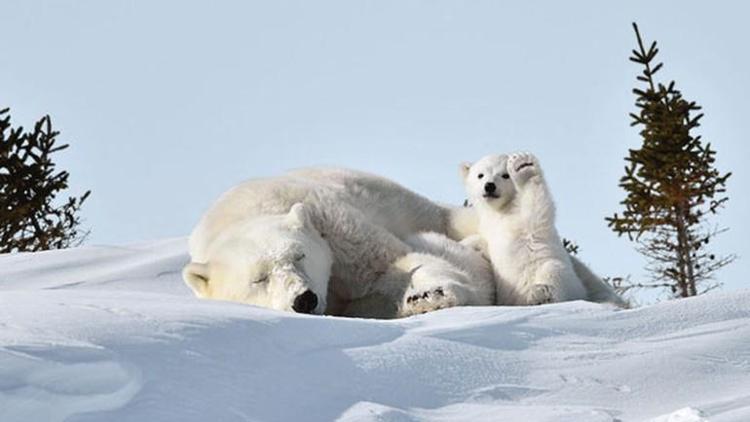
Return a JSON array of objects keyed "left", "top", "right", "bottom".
[
  {"left": 525, "top": 259, "right": 586, "bottom": 305},
  {"left": 523, "top": 260, "right": 565, "bottom": 305}
]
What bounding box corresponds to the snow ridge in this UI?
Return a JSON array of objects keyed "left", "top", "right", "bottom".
[{"left": 1, "top": 239, "right": 748, "bottom": 421}]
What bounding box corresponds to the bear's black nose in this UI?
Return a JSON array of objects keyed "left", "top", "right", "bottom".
[
  {"left": 484, "top": 182, "right": 497, "bottom": 194},
  {"left": 293, "top": 290, "right": 318, "bottom": 314}
]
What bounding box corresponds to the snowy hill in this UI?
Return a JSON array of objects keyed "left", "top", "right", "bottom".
[{"left": 1, "top": 239, "right": 748, "bottom": 422}]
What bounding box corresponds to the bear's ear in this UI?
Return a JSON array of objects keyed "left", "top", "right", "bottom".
[
  {"left": 183, "top": 262, "right": 210, "bottom": 296},
  {"left": 459, "top": 162, "right": 472, "bottom": 180},
  {"left": 287, "top": 202, "right": 309, "bottom": 229}
]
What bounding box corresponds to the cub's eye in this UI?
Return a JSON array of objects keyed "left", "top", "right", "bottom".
[
  {"left": 251, "top": 275, "right": 269, "bottom": 284},
  {"left": 477, "top": 173, "right": 484, "bottom": 179},
  {"left": 502, "top": 173, "right": 510, "bottom": 179},
  {"left": 294, "top": 253, "right": 306, "bottom": 261}
]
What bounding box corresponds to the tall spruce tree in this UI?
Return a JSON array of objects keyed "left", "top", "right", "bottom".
[
  {"left": 0, "top": 107, "right": 90, "bottom": 253},
  {"left": 606, "top": 23, "right": 735, "bottom": 298}
]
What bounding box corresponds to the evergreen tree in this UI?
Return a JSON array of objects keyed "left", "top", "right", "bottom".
[
  {"left": 606, "top": 23, "right": 735, "bottom": 298},
  {"left": 0, "top": 107, "right": 90, "bottom": 253}
]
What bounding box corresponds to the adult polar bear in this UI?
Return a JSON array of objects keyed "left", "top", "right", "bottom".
[{"left": 183, "top": 167, "right": 492, "bottom": 318}]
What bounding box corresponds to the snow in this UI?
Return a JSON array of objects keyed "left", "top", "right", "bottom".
[
  {"left": 648, "top": 407, "right": 708, "bottom": 422},
  {"left": 1, "top": 239, "right": 749, "bottom": 422}
]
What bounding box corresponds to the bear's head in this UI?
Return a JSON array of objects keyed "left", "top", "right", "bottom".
[
  {"left": 182, "top": 203, "right": 332, "bottom": 314},
  {"left": 460, "top": 154, "right": 516, "bottom": 211}
]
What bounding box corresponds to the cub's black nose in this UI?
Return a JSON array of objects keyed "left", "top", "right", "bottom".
[
  {"left": 293, "top": 290, "right": 318, "bottom": 314},
  {"left": 484, "top": 182, "right": 497, "bottom": 194}
]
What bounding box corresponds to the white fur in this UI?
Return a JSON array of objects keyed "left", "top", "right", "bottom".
[
  {"left": 400, "top": 232, "right": 495, "bottom": 316},
  {"left": 184, "top": 205, "right": 333, "bottom": 313},
  {"left": 570, "top": 255, "right": 628, "bottom": 307},
  {"left": 462, "top": 153, "right": 588, "bottom": 305},
  {"left": 343, "top": 247, "right": 493, "bottom": 319},
  {"left": 455, "top": 212, "right": 626, "bottom": 307},
  {"left": 185, "top": 167, "right": 485, "bottom": 316}
]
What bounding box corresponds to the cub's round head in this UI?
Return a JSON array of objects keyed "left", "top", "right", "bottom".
[
  {"left": 460, "top": 154, "right": 516, "bottom": 211},
  {"left": 183, "top": 203, "right": 332, "bottom": 314}
]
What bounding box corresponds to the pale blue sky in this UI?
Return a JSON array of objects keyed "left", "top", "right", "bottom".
[{"left": 2, "top": 1, "right": 747, "bottom": 297}]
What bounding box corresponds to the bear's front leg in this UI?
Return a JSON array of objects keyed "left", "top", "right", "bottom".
[
  {"left": 401, "top": 279, "right": 470, "bottom": 317},
  {"left": 397, "top": 255, "right": 475, "bottom": 317},
  {"left": 507, "top": 152, "right": 556, "bottom": 229}
]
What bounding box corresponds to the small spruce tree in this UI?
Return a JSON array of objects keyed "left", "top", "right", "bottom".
[
  {"left": 606, "top": 23, "right": 735, "bottom": 298},
  {"left": 0, "top": 107, "right": 90, "bottom": 253}
]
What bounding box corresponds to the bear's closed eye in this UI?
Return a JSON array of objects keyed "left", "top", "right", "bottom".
[{"left": 252, "top": 275, "right": 269, "bottom": 284}]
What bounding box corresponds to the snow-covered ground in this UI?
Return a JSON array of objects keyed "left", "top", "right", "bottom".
[{"left": 1, "top": 239, "right": 748, "bottom": 422}]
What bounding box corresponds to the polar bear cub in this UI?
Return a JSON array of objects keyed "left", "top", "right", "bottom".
[{"left": 461, "top": 152, "right": 587, "bottom": 305}]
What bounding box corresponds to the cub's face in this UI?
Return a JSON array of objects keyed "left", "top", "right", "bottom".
[
  {"left": 461, "top": 154, "right": 516, "bottom": 211},
  {"left": 183, "top": 204, "right": 332, "bottom": 314}
]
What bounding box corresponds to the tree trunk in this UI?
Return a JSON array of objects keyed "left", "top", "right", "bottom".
[{"left": 674, "top": 207, "right": 696, "bottom": 297}]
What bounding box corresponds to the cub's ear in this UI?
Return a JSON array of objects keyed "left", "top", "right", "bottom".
[
  {"left": 460, "top": 162, "right": 472, "bottom": 180},
  {"left": 287, "top": 202, "right": 310, "bottom": 229},
  {"left": 183, "top": 262, "right": 210, "bottom": 296}
]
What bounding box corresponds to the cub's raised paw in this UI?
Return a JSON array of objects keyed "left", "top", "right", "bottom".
[
  {"left": 528, "top": 284, "right": 558, "bottom": 305},
  {"left": 401, "top": 285, "right": 460, "bottom": 317},
  {"left": 507, "top": 152, "right": 540, "bottom": 185}
]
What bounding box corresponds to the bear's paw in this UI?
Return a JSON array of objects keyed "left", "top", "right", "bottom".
[
  {"left": 528, "top": 284, "right": 559, "bottom": 305},
  {"left": 401, "top": 283, "right": 465, "bottom": 316},
  {"left": 507, "top": 152, "right": 541, "bottom": 186}
]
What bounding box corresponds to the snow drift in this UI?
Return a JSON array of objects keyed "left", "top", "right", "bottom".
[{"left": 1, "top": 238, "right": 748, "bottom": 422}]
